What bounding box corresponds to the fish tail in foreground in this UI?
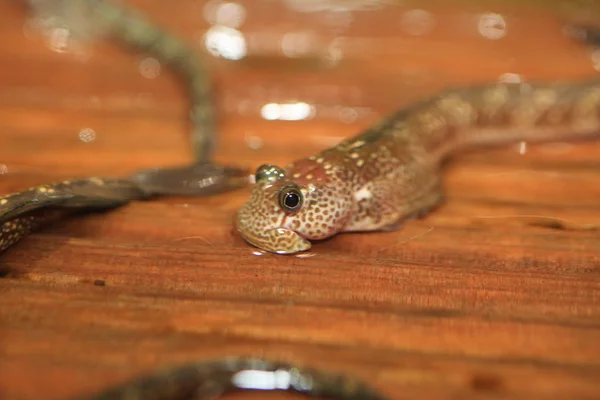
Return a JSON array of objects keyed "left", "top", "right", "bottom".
[
  {"left": 0, "top": 178, "right": 147, "bottom": 253},
  {"left": 72, "top": 357, "right": 388, "bottom": 400},
  {"left": 235, "top": 78, "right": 600, "bottom": 254}
]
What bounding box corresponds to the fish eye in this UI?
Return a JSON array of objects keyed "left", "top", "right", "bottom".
[
  {"left": 278, "top": 185, "right": 303, "bottom": 212},
  {"left": 255, "top": 164, "right": 285, "bottom": 183}
]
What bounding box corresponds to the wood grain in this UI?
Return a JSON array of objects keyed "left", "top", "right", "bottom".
[{"left": 0, "top": 1, "right": 599, "bottom": 399}]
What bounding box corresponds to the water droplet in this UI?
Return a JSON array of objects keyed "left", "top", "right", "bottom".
[
  {"left": 204, "top": 25, "right": 247, "bottom": 60},
  {"left": 47, "top": 27, "right": 72, "bottom": 53},
  {"left": 78, "top": 128, "right": 96, "bottom": 143},
  {"left": 295, "top": 252, "right": 316, "bottom": 258},
  {"left": 216, "top": 2, "right": 246, "bottom": 28},
  {"left": 260, "top": 102, "right": 315, "bottom": 121},
  {"left": 498, "top": 73, "right": 522, "bottom": 84},
  {"left": 245, "top": 134, "right": 264, "bottom": 150},
  {"left": 139, "top": 57, "right": 161, "bottom": 79},
  {"left": 204, "top": 1, "right": 246, "bottom": 28},
  {"left": 478, "top": 13, "right": 507, "bottom": 40}
]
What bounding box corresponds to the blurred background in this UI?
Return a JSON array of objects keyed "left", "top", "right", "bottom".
[{"left": 2, "top": 0, "right": 600, "bottom": 177}]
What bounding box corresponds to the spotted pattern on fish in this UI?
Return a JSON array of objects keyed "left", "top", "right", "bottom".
[
  {"left": 1, "top": 215, "right": 40, "bottom": 253},
  {"left": 236, "top": 79, "right": 600, "bottom": 254}
]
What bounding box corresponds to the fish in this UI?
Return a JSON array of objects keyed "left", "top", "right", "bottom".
[
  {"left": 235, "top": 79, "right": 600, "bottom": 254},
  {"left": 71, "top": 357, "right": 387, "bottom": 400}
]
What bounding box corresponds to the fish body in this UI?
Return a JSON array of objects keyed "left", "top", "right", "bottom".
[{"left": 236, "top": 80, "right": 600, "bottom": 254}]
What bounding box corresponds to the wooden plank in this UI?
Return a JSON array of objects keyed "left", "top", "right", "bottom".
[{"left": 0, "top": 1, "right": 599, "bottom": 399}]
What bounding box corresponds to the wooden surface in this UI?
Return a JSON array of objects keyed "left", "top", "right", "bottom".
[{"left": 1, "top": 1, "right": 599, "bottom": 399}]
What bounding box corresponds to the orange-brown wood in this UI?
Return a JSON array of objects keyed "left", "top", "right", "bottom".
[{"left": 0, "top": 1, "right": 599, "bottom": 399}]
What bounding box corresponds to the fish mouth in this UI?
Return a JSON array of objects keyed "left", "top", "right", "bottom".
[{"left": 235, "top": 215, "right": 311, "bottom": 255}]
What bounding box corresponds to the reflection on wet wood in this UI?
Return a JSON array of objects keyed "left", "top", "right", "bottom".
[{"left": 0, "top": 1, "right": 599, "bottom": 399}]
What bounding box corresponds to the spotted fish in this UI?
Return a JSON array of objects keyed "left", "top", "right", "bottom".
[
  {"left": 235, "top": 79, "right": 600, "bottom": 254},
  {"left": 71, "top": 357, "right": 387, "bottom": 400}
]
